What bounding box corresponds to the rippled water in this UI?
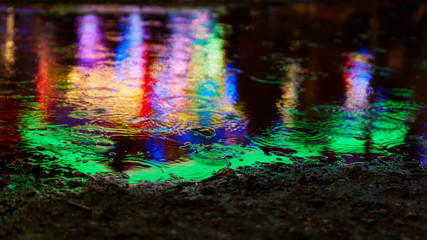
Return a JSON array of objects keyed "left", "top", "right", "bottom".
[{"left": 0, "top": 4, "right": 426, "bottom": 182}]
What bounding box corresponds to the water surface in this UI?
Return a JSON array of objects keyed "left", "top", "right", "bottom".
[{"left": 0, "top": 4, "right": 426, "bottom": 182}]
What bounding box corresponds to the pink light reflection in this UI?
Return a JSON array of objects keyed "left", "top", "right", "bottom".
[{"left": 77, "top": 14, "right": 108, "bottom": 67}]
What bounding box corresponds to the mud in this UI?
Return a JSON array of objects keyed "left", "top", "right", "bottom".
[{"left": 1, "top": 155, "right": 426, "bottom": 240}]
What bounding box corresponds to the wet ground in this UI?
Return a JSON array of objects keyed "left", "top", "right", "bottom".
[
  {"left": 0, "top": 2, "right": 427, "bottom": 183},
  {"left": 0, "top": 1, "right": 426, "bottom": 239}
]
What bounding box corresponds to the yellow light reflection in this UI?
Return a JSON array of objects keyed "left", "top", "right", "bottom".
[
  {"left": 2, "top": 13, "right": 16, "bottom": 77},
  {"left": 277, "top": 60, "right": 306, "bottom": 127},
  {"left": 66, "top": 14, "right": 144, "bottom": 126}
]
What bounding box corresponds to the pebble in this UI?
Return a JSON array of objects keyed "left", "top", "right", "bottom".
[{"left": 377, "top": 208, "right": 388, "bottom": 215}]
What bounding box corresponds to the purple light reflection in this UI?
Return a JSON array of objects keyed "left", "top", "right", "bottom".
[
  {"left": 153, "top": 12, "right": 193, "bottom": 112},
  {"left": 77, "top": 14, "right": 108, "bottom": 67}
]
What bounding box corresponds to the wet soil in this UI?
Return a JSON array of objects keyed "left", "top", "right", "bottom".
[{"left": 1, "top": 155, "right": 426, "bottom": 240}]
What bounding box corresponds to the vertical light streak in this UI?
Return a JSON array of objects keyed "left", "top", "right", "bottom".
[
  {"left": 153, "top": 12, "right": 193, "bottom": 115},
  {"left": 154, "top": 10, "right": 240, "bottom": 128},
  {"left": 33, "top": 20, "right": 59, "bottom": 118},
  {"left": 114, "top": 13, "right": 153, "bottom": 119},
  {"left": 2, "top": 13, "right": 16, "bottom": 77},
  {"left": 277, "top": 60, "right": 305, "bottom": 127},
  {"left": 327, "top": 50, "right": 374, "bottom": 155},
  {"left": 150, "top": 10, "right": 246, "bottom": 167},
  {"left": 115, "top": 13, "right": 144, "bottom": 82},
  {"left": 112, "top": 13, "right": 167, "bottom": 164},
  {"left": 154, "top": 10, "right": 238, "bottom": 127},
  {"left": 342, "top": 51, "right": 373, "bottom": 112},
  {"left": 77, "top": 14, "right": 108, "bottom": 67},
  {"left": 68, "top": 14, "right": 112, "bottom": 104},
  {"left": 187, "top": 10, "right": 227, "bottom": 123},
  {"left": 0, "top": 13, "right": 19, "bottom": 150},
  {"left": 255, "top": 60, "right": 322, "bottom": 159}
]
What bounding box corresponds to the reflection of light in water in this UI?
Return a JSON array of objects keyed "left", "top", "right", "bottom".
[
  {"left": 150, "top": 10, "right": 246, "bottom": 160},
  {"left": 113, "top": 13, "right": 155, "bottom": 119},
  {"left": 252, "top": 60, "right": 327, "bottom": 159},
  {"left": 115, "top": 13, "right": 144, "bottom": 82},
  {"left": 154, "top": 10, "right": 241, "bottom": 126},
  {"left": 168, "top": 13, "right": 191, "bottom": 78},
  {"left": 370, "top": 99, "right": 415, "bottom": 151},
  {"left": 154, "top": 13, "right": 193, "bottom": 115},
  {"left": 67, "top": 14, "right": 143, "bottom": 124},
  {"left": 1, "top": 13, "right": 16, "bottom": 77},
  {"left": 17, "top": 15, "right": 110, "bottom": 175},
  {"left": 190, "top": 10, "right": 225, "bottom": 115},
  {"left": 225, "top": 65, "right": 239, "bottom": 101},
  {"left": 77, "top": 15, "right": 109, "bottom": 66},
  {"left": 328, "top": 50, "right": 414, "bottom": 157},
  {"left": 187, "top": 11, "right": 231, "bottom": 120},
  {"left": 185, "top": 11, "right": 247, "bottom": 148},
  {"left": 33, "top": 20, "right": 60, "bottom": 117},
  {"left": 0, "top": 13, "right": 18, "bottom": 148},
  {"left": 342, "top": 50, "right": 373, "bottom": 111},
  {"left": 277, "top": 60, "right": 305, "bottom": 127},
  {"left": 327, "top": 50, "right": 374, "bottom": 155},
  {"left": 17, "top": 10, "right": 246, "bottom": 182},
  {"left": 111, "top": 14, "right": 167, "bottom": 165},
  {"left": 4, "top": 8, "right": 422, "bottom": 181}
]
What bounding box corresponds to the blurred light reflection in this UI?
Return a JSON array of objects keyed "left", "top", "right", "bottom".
[
  {"left": 34, "top": 20, "right": 60, "bottom": 118},
  {"left": 277, "top": 60, "right": 305, "bottom": 127},
  {"left": 77, "top": 14, "right": 108, "bottom": 67},
  {"left": 326, "top": 50, "right": 375, "bottom": 156},
  {"left": 342, "top": 50, "right": 373, "bottom": 111},
  {"left": 0, "top": 6, "right": 424, "bottom": 182},
  {"left": 154, "top": 11, "right": 243, "bottom": 129},
  {"left": 1, "top": 14, "right": 16, "bottom": 77},
  {"left": 115, "top": 13, "right": 144, "bottom": 83},
  {"left": 68, "top": 14, "right": 143, "bottom": 125}
]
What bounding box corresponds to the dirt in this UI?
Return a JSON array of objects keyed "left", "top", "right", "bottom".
[{"left": 1, "top": 155, "right": 426, "bottom": 240}]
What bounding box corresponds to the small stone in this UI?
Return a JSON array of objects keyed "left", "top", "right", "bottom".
[
  {"left": 259, "top": 146, "right": 297, "bottom": 156},
  {"left": 393, "top": 218, "right": 404, "bottom": 226},
  {"left": 191, "top": 127, "right": 216, "bottom": 138},
  {"left": 362, "top": 218, "right": 376, "bottom": 225},
  {"left": 180, "top": 142, "right": 193, "bottom": 149},
  {"left": 377, "top": 208, "right": 388, "bottom": 215},
  {"left": 405, "top": 211, "right": 418, "bottom": 220},
  {"left": 121, "top": 173, "right": 130, "bottom": 179}
]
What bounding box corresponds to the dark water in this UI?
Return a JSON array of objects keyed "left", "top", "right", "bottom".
[{"left": 0, "top": 4, "right": 426, "bottom": 182}]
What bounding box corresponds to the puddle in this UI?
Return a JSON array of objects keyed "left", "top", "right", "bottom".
[{"left": 0, "top": 3, "right": 426, "bottom": 183}]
